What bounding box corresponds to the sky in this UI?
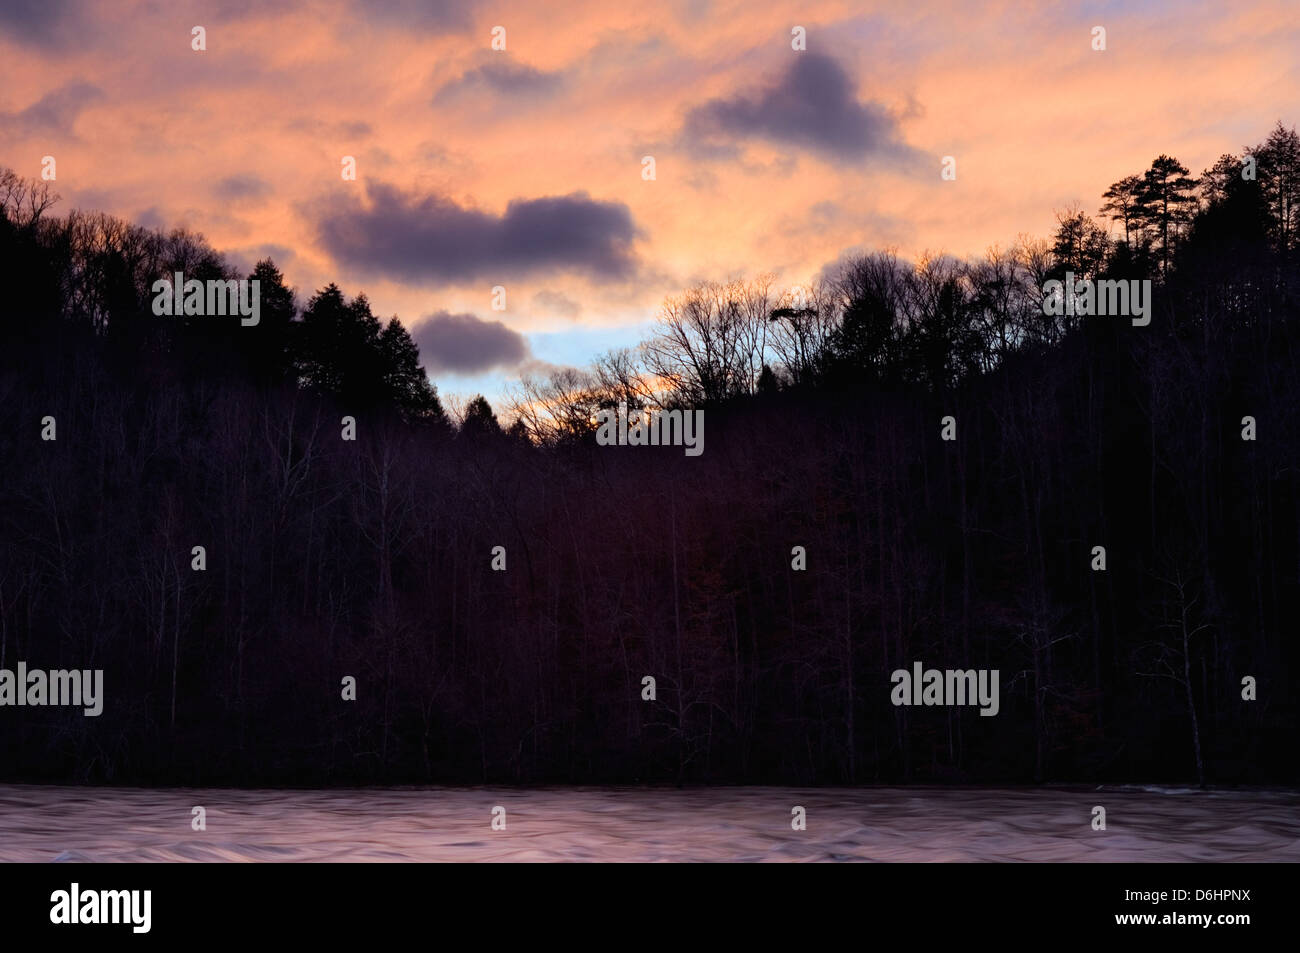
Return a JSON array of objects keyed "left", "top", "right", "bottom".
[{"left": 2, "top": 0, "right": 1297, "bottom": 408}]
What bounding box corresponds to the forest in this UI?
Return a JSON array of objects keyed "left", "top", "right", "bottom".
[{"left": 0, "top": 122, "right": 1297, "bottom": 786}]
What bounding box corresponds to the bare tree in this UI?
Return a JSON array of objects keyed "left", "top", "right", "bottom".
[
  {"left": 643, "top": 276, "right": 775, "bottom": 404},
  {"left": 1137, "top": 563, "right": 1212, "bottom": 786},
  {"left": 0, "top": 169, "right": 58, "bottom": 227}
]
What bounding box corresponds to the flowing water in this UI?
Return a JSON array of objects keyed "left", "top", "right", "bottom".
[{"left": 1, "top": 784, "right": 1296, "bottom": 862}]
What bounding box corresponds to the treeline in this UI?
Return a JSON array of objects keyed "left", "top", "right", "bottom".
[
  {"left": 512, "top": 122, "right": 1300, "bottom": 427},
  {"left": 0, "top": 123, "right": 1297, "bottom": 786}
]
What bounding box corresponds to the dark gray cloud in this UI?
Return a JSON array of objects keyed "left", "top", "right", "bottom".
[
  {"left": 1, "top": 0, "right": 300, "bottom": 47},
  {"left": 310, "top": 182, "right": 640, "bottom": 284},
  {"left": 435, "top": 59, "right": 566, "bottom": 104},
  {"left": 223, "top": 242, "right": 298, "bottom": 278},
  {"left": 60, "top": 186, "right": 122, "bottom": 214},
  {"left": 344, "top": 0, "right": 475, "bottom": 32},
  {"left": 411, "top": 310, "right": 530, "bottom": 375},
  {"left": 284, "top": 117, "right": 372, "bottom": 139},
  {"left": 683, "top": 53, "right": 913, "bottom": 162},
  {"left": 204, "top": 0, "right": 304, "bottom": 15},
  {"left": 532, "top": 289, "right": 582, "bottom": 319},
  {"left": 213, "top": 173, "right": 271, "bottom": 201},
  {"left": 0, "top": 0, "right": 80, "bottom": 47},
  {"left": 135, "top": 207, "right": 165, "bottom": 230},
  {"left": 0, "top": 82, "right": 102, "bottom": 138},
  {"left": 252, "top": 242, "right": 295, "bottom": 264},
  {"left": 336, "top": 120, "right": 372, "bottom": 139}
]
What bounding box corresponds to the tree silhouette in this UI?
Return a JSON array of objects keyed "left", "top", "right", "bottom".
[
  {"left": 1141, "top": 155, "right": 1199, "bottom": 273},
  {"left": 460, "top": 394, "right": 502, "bottom": 437},
  {"left": 1100, "top": 173, "right": 1147, "bottom": 249}
]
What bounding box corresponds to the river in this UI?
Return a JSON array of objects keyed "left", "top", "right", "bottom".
[{"left": 1, "top": 784, "right": 1295, "bottom": 862}]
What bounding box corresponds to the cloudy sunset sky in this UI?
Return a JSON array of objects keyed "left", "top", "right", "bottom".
[{"left": 3, "top": 0, "right": 1297, "bottom": 406}]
